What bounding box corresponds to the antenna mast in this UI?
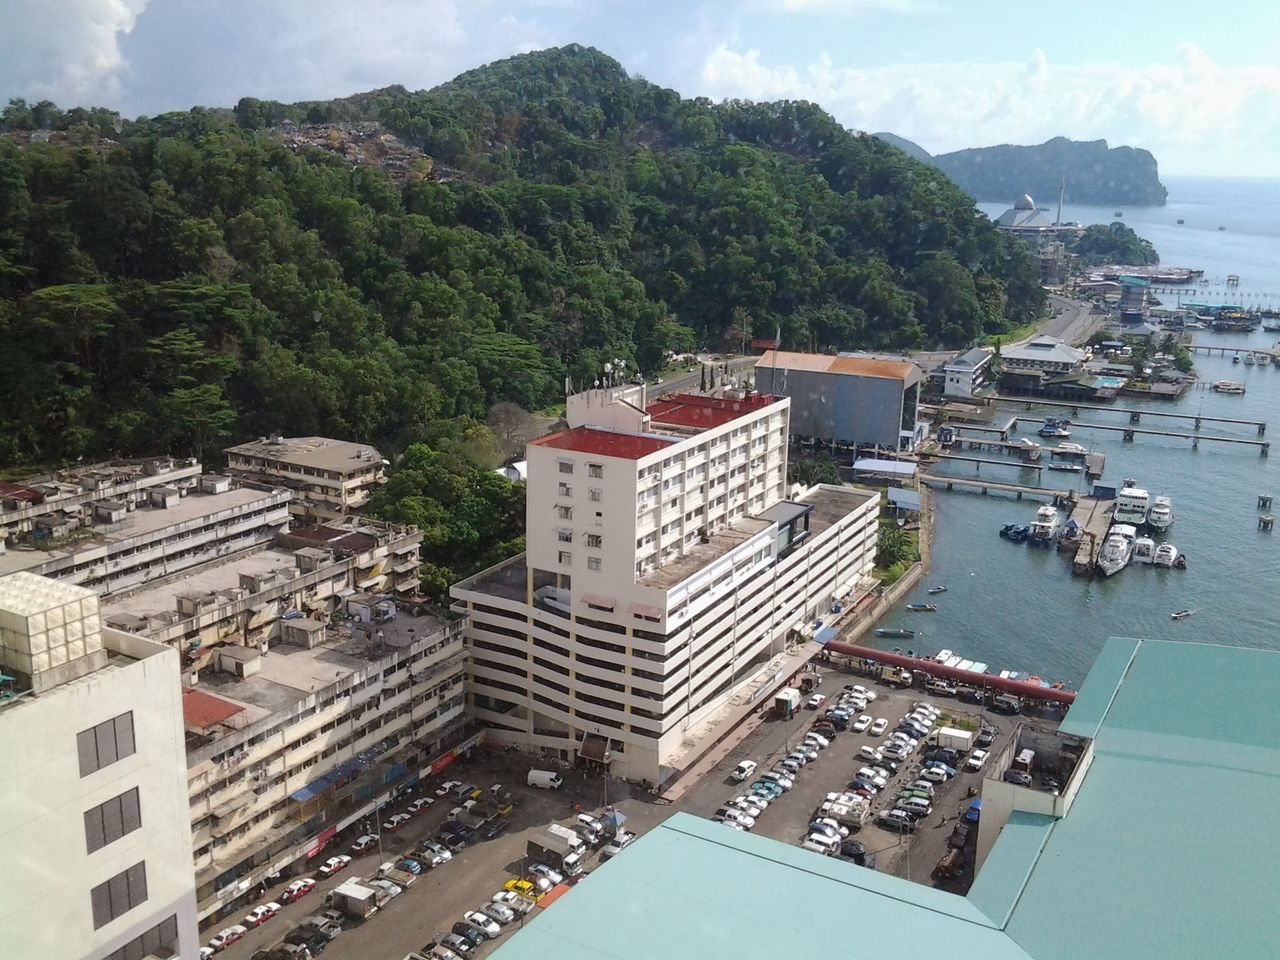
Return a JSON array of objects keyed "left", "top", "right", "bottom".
[{"left": 1057, "top": 171, "right": 1066, "bottom": 226}]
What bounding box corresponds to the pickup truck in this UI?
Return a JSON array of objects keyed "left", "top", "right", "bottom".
[{"left": 378, "top": 861, "right": 419, "bottom": 887}]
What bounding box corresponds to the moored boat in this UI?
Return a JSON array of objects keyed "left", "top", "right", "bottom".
[
  {"left": 1054, "top": 442, "right": 1087, "bottom": 455},
  {"left": 1096, "top": 524, "right": 1137, "bottom": 577},
  {"left": 1147, "top": 495, "right": 1174, "bottom": 532},
  {"left": 1113, "top": 487, "right": 1150, "bottom": 526},
  {"left": 1038, "top": 417, "right": 1071, "bottom": 438},
  {"left": 1047, "top": 463, "right": 1082, "bottom": 473},
  {"left": 1028, "top": 505, "right": 1061, "bottom": 545},
  {"left": 876, "top": 628, "right": 916, "bottom": 639},
  {"left": 1132, "top": 537, "right": 1156, "bottom": 564},
  {"left": 1212, "top": 380, "right": 1246, "bottom": 394},
  {"left": 1170, "top": 609, "right": 1194, "bottom": 620},
  {"left": 906, "top": 603, "right": 937, "bottom": 612},
  {"left": 926, "top": 585, "right": 948, "bottom": 595},
  {"left": 1153, "top": 542, "right": 1180, "bottom": 568}
]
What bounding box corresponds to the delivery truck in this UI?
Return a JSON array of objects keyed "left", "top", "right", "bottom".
[
  {"left": 774, "top": 687, "right": 801, "bottom": 719},
  {"left": 328, "top": 879, "right": 388, "bottom": 920},
  {"left": 928, "top": 727, "right": 973, "bottom": 752}
]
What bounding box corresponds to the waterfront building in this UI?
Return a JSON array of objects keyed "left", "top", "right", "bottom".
[
  {"left": 0, "top": 572, "right": 199, "bottom": 960},
  {"left": 181, "top": 608, "right": 467, "bottom": 929},
  {"left": 0, "top": 474, "right": 291, "bottom": 595},
  {"left": 936, "top": 347, "right": 995, "bottom": 399},
  {"left": 754, "top": 350, "right": 927, "bottom": 452},
  {"left": 224, "top": 435, "right": 387, "bottom": 522},
  {"left": 451, "top": 383, "right": 880, "bottom": 783},
  {"left": 0, "top": 456, "right": 203, "bottom": 541},
  {"left": 993, "top": 194, "right": 1085, "bottom": 242},
  {"left": 482, "top": 636, "right": 1280, "bottom": 960},
  {"left": 999, "top": 335, "right": 1086, "bottom": 374}
]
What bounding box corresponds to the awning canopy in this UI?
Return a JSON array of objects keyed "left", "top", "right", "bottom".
[
  {"left": 815, "top": 625, "right": 838, "bottom": 645},
  {"left": 853, "top": 458, "right": 917, "bottom": 477},
  {"left": 579, "top": 733, "right": 611, "bottom": 763},
  {"left": 581, "top": 594, "right": 615, "bottom": 611},
  {"left": 887, "top": 488, "right": 922, "bottom": 511}
]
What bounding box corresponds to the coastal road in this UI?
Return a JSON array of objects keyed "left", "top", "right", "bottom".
[{"left": 1040, "top": 294, "right": 1103, "bottom": 345}]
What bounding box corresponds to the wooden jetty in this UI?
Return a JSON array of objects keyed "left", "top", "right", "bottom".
[
  {"left": 951, "top": 433, "right": 1043, "bottom": 460},
  {"left": 996, "top": 394, "right": 1267, "bottom": 436},
  {"left": 945, "top": 416, "right": 1019, "bottom": 439},
  {"left": 926, "top": 454, "right": 1044, "bottom": 473},
  {"left": 1010, "top": 417, "right": 1270, "bottom": 456},
  {"left": 922, "top": 475, "right": 1077, "bottom": 504},
  {"left": 1049, "top": 446, "right": 1107, "bottom": 479},
  {"left": 1187, "top": 342, "right": 1280, "bottom": 364},
  {"left": 1066, "top": 496, "right": 1114, "bottom": 576}
]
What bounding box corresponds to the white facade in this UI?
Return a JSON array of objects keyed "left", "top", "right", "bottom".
[
  {"left": 942, "top": 348, "right": 994, "bottom": 399},
  {"left": 0, "top": 574, "right": 198, "bottom": 960},
  {"left": 224, "top": 435, "right": 386, "bottom": 521},
  {"left": 453, "top": 386, "right": 880, "bottom": 783}
]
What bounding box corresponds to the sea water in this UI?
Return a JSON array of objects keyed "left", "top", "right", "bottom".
[{"left": 873, "top": 178, "right": 1280, "bottom": 686}]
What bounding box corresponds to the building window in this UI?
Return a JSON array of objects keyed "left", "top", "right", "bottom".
[
  {"left": 90, "top": 862, "right": 148, "bottom": 929},
  {"left": 587, "top": 557, "right": 602, "bottom": 572},
  {"left": 586, "top": 534, "right": 602, "bottom": 549},
  {"left": 588, "top": 463, "right": 603, "bottom": 478},
  {"left": 558, "top": 551, "right": 572, "bottom": 566},
  {"left": 558, "top": 482, "right": 572, "bottom": 497},
  {"left": 102, "top": 914, "right": 180, "bottom": 960},
  {"left": 558, "top": 461, "right": 574, "bottom": 474},
  {"left": 77, "top": 712, "right": 136, "bottom": 777},
  {"left": 588, "top": 488, "right": 603, "bottom": 502},
  {"left": 84, "top": 787, "right": 142, "bottom": 854},
  {"left": 557, "top": 506, "right": 573, "bottom": 520},
  {"left": 557, "top": 530, "right": 573, "bottom": 544}
]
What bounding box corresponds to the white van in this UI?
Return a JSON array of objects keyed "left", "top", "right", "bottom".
[
  {"left": 801, "top": 833, "right": 839, "bottom": 855},
  {"left": 896, "top": 797, "right": 933, "bottom": 817},
  {"left": 527, "top": 769, "right": 564, "bottom": 790}
]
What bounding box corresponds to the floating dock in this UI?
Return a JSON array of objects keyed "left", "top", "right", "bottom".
[
  {"left": 997, "top": 394, "right": 1267, "bottom": 436},
  {"left": 922, "top": 475, "right": 1077, "bottom": 504},
  {"left": 1066, "top": 496, "right": 1114, "bottom": 576},
  {"left": 1010, "top": 417, "right": 1269, "bottom": 456}
]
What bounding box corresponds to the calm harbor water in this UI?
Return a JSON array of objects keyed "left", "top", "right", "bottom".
[{"left": 874, "top": 178, "right": 1280, "bottom": 686}]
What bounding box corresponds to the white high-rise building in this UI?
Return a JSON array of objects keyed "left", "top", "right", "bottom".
[
  {"left": 452, "top": 384, "right": 880, "bottom": 783},
  {"left": 0, "top": 572, "right": 198, "bottom": 960}
]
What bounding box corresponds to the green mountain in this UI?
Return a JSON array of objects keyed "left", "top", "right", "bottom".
[
  {"left": 874, "top": 134, "right": 1168, "bottom": 207},
  {"left": 0, "top": 44, "right": 1044, "bottom": 477}
]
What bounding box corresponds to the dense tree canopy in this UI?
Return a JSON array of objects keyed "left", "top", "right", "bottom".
[
  {"left": 0, "top": 44, "right": 1044, "bottom": 472},
  {"left": 1068, "top": 221, "right": 1160, "bottom": 266}
]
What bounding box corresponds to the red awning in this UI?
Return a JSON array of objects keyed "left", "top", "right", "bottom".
[
  {"left": 581, "top": 594, "right": 615, "bottom": 611},
  {"left": 628, "top": 603, "right": 663, "bottom": 620}
]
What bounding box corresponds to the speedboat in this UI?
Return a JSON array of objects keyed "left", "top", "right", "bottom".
[
  {"left": 1131, "top": 537, "right": 1156, "bottom": 564},
  {"left": 1038, "top": 418, "right": 1071, "bottom": 438},
  {"left": 1005, "top": 524, "right": 1030, "bottom": 543},
  {"left": 1244, "top": 353, "right": 1256, "bottom": 366},
  {"left": 1153, "top": 543, "right": 1180, "bottom": 568},
  {"left": 1028, "top": 505, "right": 1061, "bottom": 545},
  {"left": 1047, "top": 463, "right": 1082, "bottom": 473},
  {"left": 1113, "top": 487, "right": 1150, "bottom": 525},
  {"left": 1170, "top": 609, "right": 1194, "bottom": 621},
  {"left": 906, "top": 603, "right": 937, "bottom": 612},
  {"left": 1232, "top": 353, "right": 1241, "bottom": 364},
  {"left": 1055, "top": 442, "right": 1087, "bottom": 455},
  {"left": 1096, "top": 525, "right": 1137, "bottom": 577},
  {"left": 927, "top": 585, "right": 948, "bottom": 595},
  {"left": 1147, "top": 496, "right": 1174, "bottom": 532},
  {"left": 876, "top": 628, "right": 916, "bottom": 639}
]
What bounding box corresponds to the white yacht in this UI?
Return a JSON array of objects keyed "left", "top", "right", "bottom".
[
  {"left": 1055, "top": 442, "right": 1087, "bottom": 455},
  {"left": 1096, "top": 525, "right": 1137, "bottom": 577},
  {"left": 1153, "top": 543, "right": 1180, "bottom": 568},
  {"left": 1147, "top": 495, "right": 1174, "bottom": 532},
  {"left": 1132, "top": 537, "right": 1156, "bottom": 564},
  {"left": 1028, "top": 505, "right": 1061, "bottom": 544},
  {"left": 1113, "top": 487, "right": 1151, "bottom": 525}
]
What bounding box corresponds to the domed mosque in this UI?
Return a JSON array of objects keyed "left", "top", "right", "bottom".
[{"left": 994, "top": 193, "right": 1085, "bottom": 241}]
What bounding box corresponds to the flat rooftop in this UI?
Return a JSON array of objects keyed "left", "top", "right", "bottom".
[
  {"left": 225, "top": 436, "right": 383, "bottom": 474},
  {"left": 0, "top": 486, "right": 284, "bottom": 577},
  {"left": 639, "top": 517, "right": 771, "bottom": 589},
  {"left": 645, "top": 393, "right": 781, "bottom": 430},
  {"left": 101, "top": 548, "right": 298, "bottom": 621},
  {"left": 528, "top": 427, "right": 678, "bottom": 461},
  {"left": 757, "top": 349, "right": 924, "bottom": 384},
  {"left": 486, "top": 637, "right": 1280, "bottom": 960}
]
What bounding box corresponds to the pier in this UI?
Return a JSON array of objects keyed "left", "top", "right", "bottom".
[
  {"left": 944, "top": 416, "right": 1019, "bottom": 439},
  {"left": 925, "top": 453, "right": 1044, "bottom": 474},
  {"left": 922, "top": 475, "right": 1077, "bottom": 504},
  {"left": 996, "top": 395, "right": 1267, "bottom": 436},
  {"left": 1187, "top": 343, "right": 1280, "bottom": 363},
  {"left": 1009, "top": 417, "right": 1270, "bottom": 456},
  {"left": 1064, "top": 496, "right": 1114, "bottom": 576}
]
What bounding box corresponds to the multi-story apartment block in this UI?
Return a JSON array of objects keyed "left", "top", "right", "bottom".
[
  {"left": 224, "top": 435, "right": 386, "bottom": 522},
  {"left": 0, "top": 456, "right": 203, "bottom": 541},
  {"left": 0, "top": 572, "right": 199, "bottom": 960},
  {"left": 182, "top": 609, "right": 468, "bottom": 929},
  {"left": 452, "top": 385, "right": 880, "bottom": 783},
  {"left": 0, "top": 472, "right": 291, "bottom": 595}
]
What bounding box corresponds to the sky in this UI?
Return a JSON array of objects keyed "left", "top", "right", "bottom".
[{"left": 4, "top": 0, "right": 1280, "bottom": 177}]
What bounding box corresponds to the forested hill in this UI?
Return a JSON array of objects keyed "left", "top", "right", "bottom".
[
  {"left": 0, "top": 44, "right": 1044, "bottom": 473},
  {"left": 874, "top": 133, "right": 1168, "bottom": 206}
]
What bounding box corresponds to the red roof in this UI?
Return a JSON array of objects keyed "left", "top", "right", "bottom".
[
  {"left": 530, "top": 427, "right": 677, "bottom": 461},
  {"left": 182, "top": 688, "right": 245, "bottom": 731},
  {"left": 645, "top": 393, "right": 779, "bottom": 430},
  {"left": 0, "top": 482, "right": 43, "bottom": 504}
]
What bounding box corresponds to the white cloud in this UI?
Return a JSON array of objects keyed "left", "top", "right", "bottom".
[
  {"left": 773, "top": 0, "right": 932, "bottom": 12},
  {"left": 698, "top": 42, "right": 1280, "bottom": 175},
  {"left": 2, "top": 0, "right": 151, "bottom": 106}
]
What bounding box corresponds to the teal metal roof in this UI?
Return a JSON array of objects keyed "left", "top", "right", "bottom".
[{"left": 491, "top": 639, "right": 1280, "bottom": 960}]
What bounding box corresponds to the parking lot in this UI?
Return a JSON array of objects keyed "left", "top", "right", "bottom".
[{"left": 214, "top": 665, "right": 1044, "bottom": 960}]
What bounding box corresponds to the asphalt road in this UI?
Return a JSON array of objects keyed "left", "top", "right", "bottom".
[{"left": 1041, "top": 294, "right": 1103, "bottom": 345}]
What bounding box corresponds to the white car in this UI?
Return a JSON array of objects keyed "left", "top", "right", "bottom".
[
  {"left": 318, "top": 855, "right": 351, "bottom": 876},
  {"left": 851, "top": 714, "right": 872, "bottom": 732},
  {"left": 965, "top": 749, "right": 990, "bottom": 771},
  {"left": 858, "top": 745, "right": 883, "bottom": 763},
  {"left": 813, "top": 816, "right": 850, "bottom": 837},
  {"left": 840, "top": 697, "right": 867, "bottom": 713},
  {"left": 908, "top": 780, "right": 936, "bottom": 796},
  {"left": 407, "top": 797, "right": 435, "bottom": 814},
  {"left": 435, "top": 780, "right": 463, "bottom": 797},
  {"left": 463, "top": 910, "right": 503, "bottom": 938},
  {"left": 856, "top": 767, "right": 887, "bottom": 789},
  {"left": 806, "top": 693, "right": 827, "bottom": 709},
  {"left": 529, "top": 862, "right": 564, "bottom": 885},
  {"left": 603, "top": 830, "right": 636, "bottom": 857},
  {"left": 718, "top": 808, "right": 756, "bottom": 828},
  {"left": 721, "top": 820, "right": 746, "bottom": 831},
  {"left": 369, "top": 878, "right": 402, "bottom": 898},
  {"left": 731, "top": 759, "right": 758, "bottom": 782},
  {"left": 382, "top": 813, "right": 412, "bottom": 832},
  {"left": 870, "top": 718, "right": 889, "bottom": 736},
  {"left": 730, "top": 796, "right": 765, "bottom": 817},
  {"left": 792, "top": 744, "right": 819, "bottom": 762},
  {"left": 482, "top": 900, "right": 516, "bottom": 924},
  {"left": 491, "top": 890, "right": 535, "bottom": 915},
  {"left": 920, "top": 766, "right": 950, "bottom": 783},
  {"left": 207, "top": 925, "right": 248, "bottom": 951}
]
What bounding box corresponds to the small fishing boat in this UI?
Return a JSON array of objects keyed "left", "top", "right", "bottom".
[
  {"left": 1055, "top": 442, "right": 1087, "bottom": 455},
  {"left": 926, "top": 585, "right": 948, "bottom": 595},
  {"left": 1047, "top": 463, "right": 1082, "bottom": 473},
  {"left": 1232, "top": 353, "right": 1241, "bottom": 364},
  {"left": 1170, "top": 609, "right": 1194, "bottom": 621},
  {"left": 1212, "top": 380, "right": 1246, "bottom": 394},
  {"left": 1038, "top": 417, "right": 1071, "bottom": 439},
  {"left": 876, "top": 628, "right": 916, "bottom": 639},
  {"left": 1244, "top": 353, "right": 1256, "bottom": 366},
  {"left": 1153, "top": 542, "right": 1180, "bottom": 568},
  {"left": 905, "top": 603, "right": 937, "bottom": 612}
]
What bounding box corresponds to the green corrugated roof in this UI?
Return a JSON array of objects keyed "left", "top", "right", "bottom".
[{"left": 491, "top": 639, "right": 1280, "bottom": 960}]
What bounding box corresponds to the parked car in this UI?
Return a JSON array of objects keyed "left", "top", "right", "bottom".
[
  {"left": 965, "top": 749, "right": 990, "bottom": 771},
  {"left": 419, "top": 841, "right": 453, "bottom": 864},
  {"left": 452, "top": 921, "right": 489, "bottom": 948},
  {"left": 793, "top": 743, "right": 819, "bottom": 761},
  {"left": 750, "top": 781, "right": 784, "bottom": 799},
  {"left": 383, "top": 813, "right": 412, "bottom": 832},
  {"left": 882, "top": 745, "right": 910, "bottom": 762},
  {"left": 491, "top": 890, "right": 536, "bottom": 915},
  {"left": 731, "top": 759, "right": 758, "bottom": 782},
  {"left": 576, "top": 813, "right": 606, "bottom": 836},
  {"left": 603, "top": 830, "right": 636, "bottom": 858},
  {"left": 761, "top": 771, "right": 794, "bottom": 790},
  {"left": 920, "top": 766, "right": 951, "bottom": 783},
  {"left": 870, "top": 718, "right": 889, "bottom": 736},
  {"left": 503, "top": 879, "right": 542, "bottom": 900},
  {"left": 351, "top": 834, "right": 379, "bottom": 854},
  {"left": 433, "top": 932, "right": 474, "bottom": 956},
  {"left": 481, "top": 901, "right": 516, "bottom": 925},
  {"left": 281, "top": 878, "right": 316, "bottom": 903},
  {"left": 730, "top": 796, "right": 765, "bottom": 817},
  {"left": 858, "top": 745, "right": 883, "bottom": 763},
  {"left": 908, "top": 780, "right": 936, "bottom": 796},
  {"left": 397, "top": 858, "right": 424, "bottom": 875},
  {"left": 716, "top": 808, "right": 756, "bottom": 829},
  {"left": 851, "top": 714, "right": 872, "bottom": 732},
  {"left": 207, "top": 925, "right": 248, "bottom": 952},
  {"left": 529, "top": 862, "right": 564, "bottom": 885},
  {"left": 480, "top": 818, "right": 510, "bottom": 841},
  {"left": 876, "top": 810, "right": 917, "bottom": 834},
  {"left": 318, "top": 855, "right": 351, "bottom": 877},
  {"left": 370, "top": 878, "right": 403, "bottom": 899},
  {"left": 407, "top": 797, "right": 435, "bottom": 815},
  {"left": 244, "top": 902, "right": 281, "bottom": 928},
  {"left": 1003, "top": 770, "right": 1033, "bottom": 786},
  {"left": 965, "top": 799, "right": 983, "bottom": 823},
  {"left": 806, "top": 693, "right": 827, "bottom": 709},
  {"left": 924, "top": 748, "right": 962, "bottom": 765},
  {"left": 463, "top": 911, "right": 502, "bottom": 938},
  {"left": 803, "top": 732, "right": 830, "bottom": 749},
  {"left": 856, "top": 767, "right": 887, "bottom": 789},
  {"left": 435, "top": 780, "right": 463, "bottom": 797},
  {"left": 778, "top": 758, "right": 803, "bottom": 776}
]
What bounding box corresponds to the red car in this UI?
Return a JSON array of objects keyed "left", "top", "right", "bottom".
[
  {"left": 243, "top": 902, "right": 281, "bottom": 928},
  {"left": 318, "top": 855, "right": 351, "bottom": 876},
  {"left": 280, "top": 878, "right": 316, "bottom": 903}
]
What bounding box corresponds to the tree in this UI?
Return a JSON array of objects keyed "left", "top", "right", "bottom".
[
  {"left": 788, "top": 456, "right": 840, "bottom": 487},
  {"left": 157, "top": 384, "right": 237, "bottom": 461},
  {"left": 486, "top": 402, "right": 537, "bottom": 460}
]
